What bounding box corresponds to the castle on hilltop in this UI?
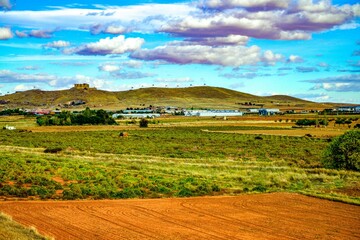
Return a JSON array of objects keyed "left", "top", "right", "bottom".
[{"left": 73, "top": 83, "right": 96, "bottom": 90}]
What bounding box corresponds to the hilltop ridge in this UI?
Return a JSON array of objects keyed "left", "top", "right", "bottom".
[{"left": 0, "top": 86, "right": 335, "bottom": 110}]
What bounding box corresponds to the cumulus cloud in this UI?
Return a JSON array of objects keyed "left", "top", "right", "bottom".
[
  {"left": 14, "top": 29, "right": 54, "bottom": 38},
  {"left": 29, "top": 30, "right": 53, "bottom": 38},
  {"left": 287, "top": 55, "right": 304, "bottom": 63},
  {"left": 0, "top": 27, "right": 13, "bottom": 40},
  {"left": 98, "top": 64, "right": 121, "bottom": 72},
  {"left": 185, "top": 35, "right": 249, "bottom": 46},
  {"left": 86, "top": 23, "right": 127, "bottom": 35},
  {"left": 104, "top": 25, "right": 126, "bottom": 34},
  {"left": 44, "top": 40, "right": 71, "bottom": 49},
  {"left": 64, "top": 35, "right": 144, "bottom": 55},
  {"left": 160, "top": 1, "right": 359, "bottom": 41},
  {"left": 305, "top": 74, "right": 360, "bottom": 92},
  {"left": 131, "top": 43, "right": 283, "bottom": 67}
]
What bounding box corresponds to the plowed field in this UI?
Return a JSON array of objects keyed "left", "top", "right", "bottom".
[{"left": 0, "top": 193, "right": 359, "bottom": 240}]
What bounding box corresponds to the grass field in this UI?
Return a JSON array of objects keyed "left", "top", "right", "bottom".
[{"left": 0, "top": 115, "right": 359, "bottom": 204}]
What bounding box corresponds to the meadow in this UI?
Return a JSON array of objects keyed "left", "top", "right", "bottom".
[{"left": 0, "top": 115, "right": 359, "bottom": 204}]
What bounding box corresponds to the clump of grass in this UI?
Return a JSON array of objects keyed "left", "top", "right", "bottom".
[{"left": 0, "top": 212, "right": 52, "bottom": 240}]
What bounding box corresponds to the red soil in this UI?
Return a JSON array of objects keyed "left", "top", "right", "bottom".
[{"left": 0, "top": 193, "right": 359, "bottom": 240}]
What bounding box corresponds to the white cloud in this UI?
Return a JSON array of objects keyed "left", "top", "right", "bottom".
[
  {"left": 131, "top": 42, "right": 283, "bottom": 67},
  {"left": 287, "top": 55, "right": 304, "bottom": 63},
  {"left": 14, "top": 84, "right": 34, "bottom": 92},
  {"left": 64, "top": 35, "right": 144, "bottom": 55},
  {"left": 98, "top": 64, "right": 121, "bottom": 72},
  {"left": 186, "top": 35, "right": 249, "bottom": 46},
  {"left": 262, "top": 50, "right": 283, "bottom": 66},
  {"left": 44, "top": 40, "right": 71, "bottom": 49},
  {"left": 306, "top": 74, "right": 360, "bottom": 92},
  {"left": 1, "top": 4, "right": 193, "bottom": 31},
  {"left": 104, "top": 25, "right": 126, "bottom": 34},
  {"left": 0, "top": 70, "right": 111, "bottom": 90},
  {"left": 0, "top": 27, "right": 13, "bottom": 40}
]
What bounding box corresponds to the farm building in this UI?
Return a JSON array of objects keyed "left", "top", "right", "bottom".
[
  {"left": 337, "top": 106, "right": 360, "bottom": 112},
  {"left": 258, "top": 108, "right": 280, "bottom": 115},
  {"left": 247, "top": 109, "right": 260, "bottom": 114},
  {"left": 112, "top": 113, "right": 160, "bottom": 119},
  {"left": 184, "top": 110, "right": 244, "bottom": 117},
  {"left": 123, "top": 109, "right": 153, "bottom": 114}
]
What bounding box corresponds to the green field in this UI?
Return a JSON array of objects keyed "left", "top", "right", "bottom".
[{"left": 0, "top": 121, "right": 359, "bottom": 204}]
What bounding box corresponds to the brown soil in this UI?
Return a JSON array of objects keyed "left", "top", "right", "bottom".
[{"left": 0, "top": 193, "right": 359, "bottom": 240}]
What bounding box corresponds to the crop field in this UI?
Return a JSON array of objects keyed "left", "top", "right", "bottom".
[
  {"left": 0, "top": 193, "right": 360, "bottom": 240},
  {"left": 0, "top": 115, "right": 359, "bottom": 239}
]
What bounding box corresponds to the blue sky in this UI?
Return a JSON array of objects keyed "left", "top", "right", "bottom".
[{"left": 0, "top": 0, "right": 359, "bottom": 103}]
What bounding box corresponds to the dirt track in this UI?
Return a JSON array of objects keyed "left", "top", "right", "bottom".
[{"left": 0, "top": 193, "right": 359, "bottom": 240}]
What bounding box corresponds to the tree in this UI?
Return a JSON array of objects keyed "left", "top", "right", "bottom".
[
  {"left": 139, "top": 118, "right": 148, "bottom": 128},
  {"left": 322, "top": 130, "right": 360, "bottom": 171}
]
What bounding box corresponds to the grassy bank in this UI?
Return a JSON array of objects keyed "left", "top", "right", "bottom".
[{"left": 0, "top": 212, "right": 51, "bottom": 240}]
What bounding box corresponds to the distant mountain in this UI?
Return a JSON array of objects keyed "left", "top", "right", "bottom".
[{"left": 0, "top": 86, "right": 336, "bottom": 110}]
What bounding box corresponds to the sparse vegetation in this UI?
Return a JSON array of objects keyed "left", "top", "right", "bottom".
[{"left": 0, "top": 124, "right": 359, "bottom": 203}]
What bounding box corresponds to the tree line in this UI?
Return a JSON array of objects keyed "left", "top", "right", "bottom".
[{"left": 36, "top": 107, "right": 117, "bottom": 126}]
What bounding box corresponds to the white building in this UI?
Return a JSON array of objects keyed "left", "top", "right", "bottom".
[
  {"left": 112, "top": 113, "right": 160, "bottom": 119},
  {"left": 258, "top": 108, "right": 281, "bottom": 115},
  {"left": 184, "top": 110, "right": 244, "bottom": 117}
]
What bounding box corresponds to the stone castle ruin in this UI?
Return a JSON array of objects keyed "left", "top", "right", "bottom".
[{"left": 73, "top": 83, "right": 96, "bottom": 90}]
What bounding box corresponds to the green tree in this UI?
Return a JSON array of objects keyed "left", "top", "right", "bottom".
[
  {"left": 139, "top": 118, "right": 149, "bottom": 128},
  {"left": 322, "top": 130, "right": 360, "bottom": 171}
]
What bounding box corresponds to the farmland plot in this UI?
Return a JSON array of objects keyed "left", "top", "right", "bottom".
[{"left": 0, "top": 193, "right": 359, "bottom": 240}]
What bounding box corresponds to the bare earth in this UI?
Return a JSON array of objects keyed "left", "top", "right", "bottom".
[{"left": 0, "top": 193, "right": 359, "bottom": 240}]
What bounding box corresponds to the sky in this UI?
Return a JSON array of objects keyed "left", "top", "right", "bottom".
[{"left": 0, "top": 0, "right": 360, "bottom": 104}]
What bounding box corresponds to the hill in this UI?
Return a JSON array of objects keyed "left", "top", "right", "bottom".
[{"left": 0, "top": 86, "right": 335, "bottom": 110}]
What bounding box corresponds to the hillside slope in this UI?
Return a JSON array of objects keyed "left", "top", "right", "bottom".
[{"left": 0, "top": 86, "right": 334, "bottom": 110}]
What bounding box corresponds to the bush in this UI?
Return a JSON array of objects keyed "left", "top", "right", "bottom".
[
  {"left": 139, "top": 118, "right": 148, "bottom": 128},
  {"left": 322, "top": 130, "right": 360, "bottom": 171},
  {"left": 44, "top": 147, "right": 63, "bottom": 154}
]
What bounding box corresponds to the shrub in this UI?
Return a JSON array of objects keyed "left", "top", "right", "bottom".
[
  {"left": 139, "top": 118, "right": 148, "bottom": 128},
  {"left": 322, "top": 130, "right": 360, "bottom": 171},
  {"left": 44, "top": 147, "right": 63, "bottom": 154}
]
